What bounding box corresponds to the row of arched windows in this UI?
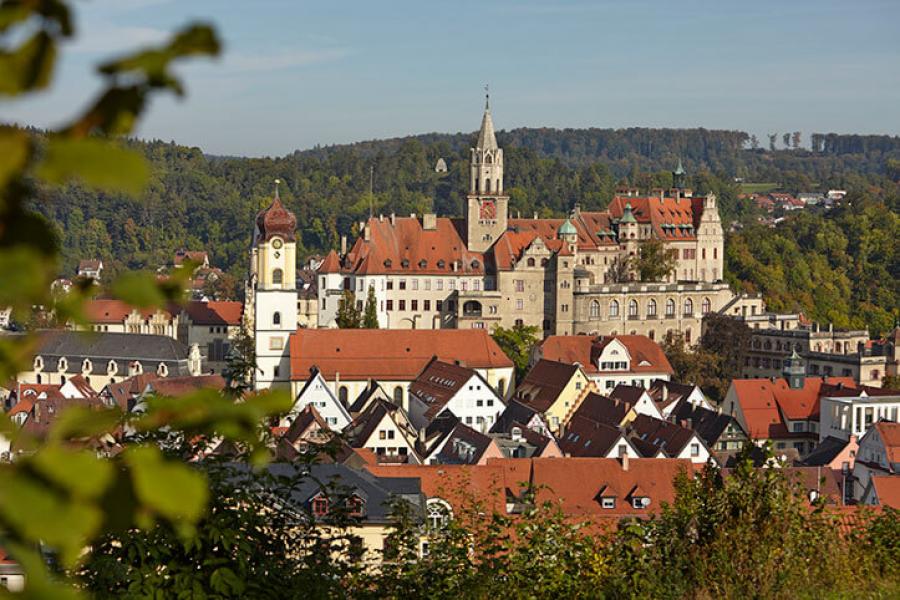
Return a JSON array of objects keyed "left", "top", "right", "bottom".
[{"left": 587, "top": 297, "right": 713, "bottom": 320}]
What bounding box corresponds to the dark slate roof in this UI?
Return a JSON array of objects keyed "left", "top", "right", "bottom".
[
  {"left": 609, "top": 384, "right": 646, "bottom": 405},
  {"left": 347, "top": 380, "right": 389, "bottom": 414},
  {"left": 515, "top": 359, "right": 579, "bottom": 413},
  {"left": 490, "top": 398, "right": 541, "bottom": 434},
  {"left": 647, "top": 379, "right": 696, "bottom": 412},
  {"left": 568, "top": 392, "right": 631, "bottom": 428},
  {"left": 434, "top": 423, "right": 495, "bottom": 465},
  {"left": 343, "top": 398, "right": 409, "bottom": 450},
  {"left": 409, "top": 357, "right": 480, "bottom": 421},
  {"left": 559, "top": 416, "right": 624, "bottom": 458},
  {"left": 625, "top": 414, "right": 696, "bottom": 458},
  {"left": 224, "top": 462, "right": 424, "bottom": 525},
  {"left": 34, "top": 330, "right": 195, "bottom": 376},
  {"left": 669, "top": 399, "right": 740, "bottom": 447},
  {"left": 801, "top": 436, "right": 851, "bottom": 467}
]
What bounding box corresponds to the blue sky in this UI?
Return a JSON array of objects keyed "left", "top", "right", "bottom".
[{"left": 6, "top": 0, "right": 899, "bottom": 157}]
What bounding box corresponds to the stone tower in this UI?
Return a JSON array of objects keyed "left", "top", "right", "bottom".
[
  {"left": 783, "top": 349, "right": 806, "bottom": 389},
  {"left": 466, "top": 94, "right": 508, "bottom": 252},
  {"left": 251, "top": 183, "right": 298, "bottom": 390}
]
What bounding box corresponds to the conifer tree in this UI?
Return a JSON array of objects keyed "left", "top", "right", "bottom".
[
  {"left": 363, "top": 285, "right": 379, "bottom": 328},
  {"left": 336, "top": 289, "right": 361, "bottom": 328}
]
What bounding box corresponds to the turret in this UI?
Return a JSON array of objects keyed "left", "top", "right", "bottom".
[{"left": 466, "top": 91, "right": 509, "bottom": 252}]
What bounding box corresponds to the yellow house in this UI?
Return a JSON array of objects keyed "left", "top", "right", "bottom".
[{"left": 513, "top": 359, "right": 595, "bottom": 434}]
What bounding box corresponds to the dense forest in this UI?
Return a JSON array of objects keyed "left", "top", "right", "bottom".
[{"left": 32, "top": 127, "right": 900, "bottom": 334}]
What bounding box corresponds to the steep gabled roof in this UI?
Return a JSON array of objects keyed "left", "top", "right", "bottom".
[
  {"left": 409, "top": 358, "right": 483, "bottom": 422},
  {"left": 625, "top": 414, "right": 698, "bottom": 458},
  {"left": 539, "top": 335, "right": 673, "bottom": 376},
  {"left": 873, "top": 421, "right": 900, "bottom": 465},
  {"left": 669, "top": 399, "right": 739, "bottom": 447},
  {"left": 568, "top": 392, "right": 633, "bottom": 428},
  {"left": 182, "top": 301, "right": 242, "bottom": 326},
  {"left": 872, "top": 476, "right": 900, "bottom": 508},
  {"left": 514, "top": 359, "right": 581, "bottom": 413},
  {"left": 559, "top": 416, "right": 627, "bottom": 458},
  {"left": 490, "top": 399, "right": 543, "bottom": 434},
  {"left": 434, "top": 422, "right": 499, "bottom": 465}
]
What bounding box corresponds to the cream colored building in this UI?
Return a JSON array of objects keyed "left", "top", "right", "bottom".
[{"left": 316, "top": 99, "right": 742, "bottom": 339}]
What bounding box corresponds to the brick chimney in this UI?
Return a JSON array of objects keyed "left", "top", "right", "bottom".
[
  {"left": 423, "top": 213, "right": 437, "bottom": 230},
  {"left": 621, "top": 453, "right": 630, "bottom": 471}
]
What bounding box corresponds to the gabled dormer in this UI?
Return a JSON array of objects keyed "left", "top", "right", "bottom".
[
  {"left": 595, "top": 482, "right": 619, "bottom": 509},
  {"left": 593, "top": 338, "right": 631, "bottom": 372}
]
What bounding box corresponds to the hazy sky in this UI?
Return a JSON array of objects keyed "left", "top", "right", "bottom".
[{"left": 6, "top": 0, "right": 899, "bottom": 157}]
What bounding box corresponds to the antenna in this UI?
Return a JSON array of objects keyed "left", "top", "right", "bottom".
[{"left": 369, "top": 165, "right": 374, "bottom": 219}]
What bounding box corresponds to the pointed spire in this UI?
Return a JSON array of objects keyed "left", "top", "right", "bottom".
[
  {"left": 674, "top": 158, "right": 685, "bottom": 176},
  {"left": 476, "top": 90, "right": 498, "bottom": 150}
]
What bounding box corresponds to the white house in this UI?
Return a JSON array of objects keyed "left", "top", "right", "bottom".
[
  {"left": 343, "top": 398, "right": 421, "bottom": 464},
  {"left": 609, "top": 385, "right": 664, "bottom": 420},
  {"left": 819, "top": 391, "right": 900, "bottom": 442},
  {"left": 407, "top": 358, "right": 505, "bottom": 432},
  {"left": 536, "top": 335, "right": 674, "bottom": 392},
  {"left": 283, "top": 367, "right": 352, "bottom": 431},
  {"left": 851, "top": 421, "right": 899, "bottom": 502}
]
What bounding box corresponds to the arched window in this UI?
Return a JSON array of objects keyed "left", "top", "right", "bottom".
[
  {"left": 495, "top": 178, "right": 501, "bottom": 191},
  {"left": 498, "top": 379, "right": 506, "bottom": 398},
  {"left": 485, "top": 153, "right": 493, "bottom": 164},
  {"left": 701, "top": 297, "right": 711, "bottom": 314},
  {"left": 485, "top": 178, "right": 491, "bottom": 193},
  {"left": 685, "top": 329, "right": 692, "bottom": 344},
  {"left": 157, "top": 363, "right": 168, "bottom": 377},
  {"left": 590, "top": 300, "right": 600, "bottom": 319},
  {"left": 647, "top": 299, "right": 657, "bottom": 316},
  {"left": 273, "top": 311, "right": 281, "bottom": 327},
  {"left": 628, "top": 300, "right": 638, "bottom": 318},
  {"left": 272, "top": 268, "right": 283, "bottom": 286},
  {"left": 426, "top": 499, "right": 453, "bottom": 530},
  {"left": 393, "top": 386, "right": 403, "bottom": 405},
  {"left": 339, "top": 386, "right": 348, "bottom": 405},
  {"left": 58, "top": 357, "right": 68, "bottom": 372},
  {"left": 609, "top": 300, "right": 619, "bottom": 318},
  {"left": 683, "top": 298, "right": 693, "bottom": 315},
  {"left": 702, "top": 248, "right": 706, "bottom": 260},
  {"left": 82, "top": 358, "right": 92, "bottom": 373},
  {"left": 527, "top": 257, "right": 535, "bottom": 267},
  {"left": 666, "top": 298, "right": 676, "bottom": 317},
  {"left": 648, "top": 330, "right": 655, "bottom": 341}
]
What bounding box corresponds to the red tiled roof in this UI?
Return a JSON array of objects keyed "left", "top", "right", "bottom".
[
  {"left": 731, "top": 377, "right": 857, "bottom": 439},
  {"left": 289, "top": 329, "right": 513, "bottom": 381},
  {"left": 318, "top": 250, "right": 341, "bottom": 274},
  {"left": 607, "top": 195, "right": 702, "bottom": 241},
  {"left": 874, "top": 422, "right": 900, "bottom": 464},
  {"left": 256, "top": 197, "right": 297, "bottom": 242},
  {"left": 539, "top": 335, "right": 673, "bottom": 375},
  {"left": 872, "top": 476, "right": 900, "bottom": 508},
  {"left": 84, "top": 299, "right": 171, "bottom": 323},
  {"left": 183, "top": 300, "right": 242, "bottom": 326},
  {"left": 365, "top": 463, "right": 511, "bottom": 514},
  {"left": 146, "top": 375, "right": 225, "bottom": 397}
]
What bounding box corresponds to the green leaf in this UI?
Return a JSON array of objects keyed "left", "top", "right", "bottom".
[
  {"left": 125, "top": 446, "right": 209, "bottom": 524},
  {"left": 30, "top": 444, "right": 114, "bottom": 499},
  {"left": 47, "top": 406, "right": 123, "bottom": 443},
  {"left": 0, "top": 31, "right": 56, "bottom": 96},
  {"left": 35, "top": 137, "right": 149, "bottom": 195},
  {"left": 110, "top": 271, "right": 167, "bottom": 308},
  {"left": 0, "top": 468, "right": 104, "bottom": 566}
]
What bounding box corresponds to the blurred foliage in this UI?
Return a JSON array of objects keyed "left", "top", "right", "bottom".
[{"left": 491, "top": 323, "right": 540, "bottom": 382}]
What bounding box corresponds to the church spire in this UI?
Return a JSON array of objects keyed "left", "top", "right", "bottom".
[{"left": 476, "top": 90, "right": 498, "bottom": 150}]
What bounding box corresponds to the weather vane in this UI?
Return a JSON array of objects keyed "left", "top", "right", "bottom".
[{"left": 484, "top": 83, "right": 490, "bottom": 110}]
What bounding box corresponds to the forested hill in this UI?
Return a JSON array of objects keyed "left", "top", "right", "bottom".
[{"left": 31, "top": 127, "right": 900, "bottom": 334}]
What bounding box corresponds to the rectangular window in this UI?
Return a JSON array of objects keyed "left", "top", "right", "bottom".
[
  {"left": 386, "top": 300, "right": 394, "bottom": 311},
  {"left": 436, "top": 300, "right": 443, "bottom": 311},
  {"left": 399, "top": 279, "right": 406, "bottom": 290},
  {"left": 516, "top": 299, "right": 524, "bottom": 310},
  {"left": 449, "top": 279, "right": 455, "bottom": 290},
  {"left": 424, "top": 279, "right": 431, "bottom": 290},
  {"left": 357, "top": 279, "right": 363, "bottom": 291},
  {"left": 690, "top": 443, "right": 700, "bottom": 457},
  {"left": 474, "top": 280, "right": 481, "bottom": 291},
  {"left": 424, "top": 300, "right": 431, "bottom": 311},
  {"left": 515, "top": 280, "right": 525, "bottom": 292},
  {"left": 411, "top": 300, "right": 418, "bottom": 311},
  {"left": 379, "top": 430, "right": 386, "bottom": 440},
  {"left": 399, "top": 300, "right": 406, "bottom": 311},
  {"left": 436, "top": 279, "right": 443, "bottom": 291},
  {"left": 387, "top": 280, "right": 394, "bottom": 290},
  {"left": 476, "top": 400, "right": 483, "bottom": 407},
  {"left": 269, "top": 337, "right": 284, "bottom": 350},
  {"left": 412, "top": 279, "right": 418, "bottom": 291},
  {"left": 387, "top": 430, "right": 395, "bottom": 440},
  {"left": 601, "top": 497, "right": 615, "bottom": 509}
]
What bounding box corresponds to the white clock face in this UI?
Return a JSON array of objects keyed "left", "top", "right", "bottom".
[{"left": 272, "top": 238, "right": 283, "bottom": 249}]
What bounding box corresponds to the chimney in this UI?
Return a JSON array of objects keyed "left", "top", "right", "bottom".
[
  {"left": 334, "top": 371, "right": 340, "bottom": 395},
  {"left": 661, "top": 385, "right": 669, "bottom": 402},
  {"left": 423, "top": 213, "right": 437, "bottom": 230},
  {"left": 621, "top": 453, "right": 630, "bottom": 471},
  {"left": 574, "top": 203, "right": 582, "bottom": 216},
  {"left": 533, "top": 211, "right": 538, "bottom": 220},
  {"left": 340, "top": 235, "right": 347, "bottom": 255},
  {"left": 418, "top": 427, "right": 426, "bottom": 444},
  {"left": 364, "top": 223, "right": 371, "bottom": 241},
  {"left": 390, "top": 212, "right": 395, "bottom": 226}
]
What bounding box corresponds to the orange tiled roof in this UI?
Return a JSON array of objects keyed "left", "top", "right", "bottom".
[
  {"left": 874, "top": 422, "right": 900, "bottom": 464},
  {"left": 872, "top": 476, "right": 900, "bottom": 508},
  {"left": 539, "top": 335, "right": 674, "bottom": 375},
  {"left": 731, "top": 377, "right": 857, "bottom": 439},
  {"left": 183, "top": 300, "right": 242, "bottom": 326},
  {"left": 289, "top": 329, "right": 513, "bottom": 381},
  {"left": 84, "top": 299, "right": 172, "bottom": 323},
  {"left": 608, "top": 195, "right": 703, "bottom": 241}
]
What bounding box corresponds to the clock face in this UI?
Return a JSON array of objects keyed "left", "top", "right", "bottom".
[
  {"left": 272, "top": 238, "right": 283, "bottom": 249},
  {"left": 480, "top": 200, "right": 496, "bottom": 220}
]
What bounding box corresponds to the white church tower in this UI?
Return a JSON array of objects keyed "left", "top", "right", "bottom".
[
  {"left": 251, "top": 181, "right": 298, "bottom": 390},
  {"left": 466, "top": 92, "right": 509, "bottom": 252}
]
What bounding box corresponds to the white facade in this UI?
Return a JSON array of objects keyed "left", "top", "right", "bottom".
[
  {"left": 284, "top": 370, "right": 352, "bottom": 431},
  {"left": 352, "top": 409, "right": 421, "bottom": 463},
  {"left": 851, "top": 423, "right": 899, "bottom": 501},
  {"left": 588, "top": 339, "right": 671, "bottom": 391},
  {"left": 408, "top": 373, "right": 505, "bottom": 432},
  {"left": 819, "top": 393, "right": 900, "bottom": 442}
]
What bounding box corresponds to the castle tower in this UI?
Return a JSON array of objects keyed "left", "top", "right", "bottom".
[
  {"left": 466, "top": 93, "right": 508, "bottom": 252},
  {"left": 783, "top": 349, "right": 806, "bottom": 389},
  {"left": 252, "top": 181, "right": 298, "bottom": 390},
  {"left": 673, "top": 158, "right": 686, "bottom": 190}
]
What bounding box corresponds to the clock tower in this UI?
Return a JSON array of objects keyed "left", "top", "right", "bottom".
[
  {"left": 466, "top": 93, "right": 508, "bottom": 252},
  {"left": 251, "top": 181, "right": 298, "bottom": 390}
]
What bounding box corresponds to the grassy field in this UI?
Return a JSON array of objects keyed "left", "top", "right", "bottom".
[{"left": 739, "top": 182, "right": 780, "bottom": 194}]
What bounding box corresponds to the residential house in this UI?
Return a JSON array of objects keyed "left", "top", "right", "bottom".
[
  {"left": 427, "top": 420, "right": 504, "bottom": 465},
  {"left": 490, "top": 398, "right": 552, "bottom": 437},
  {"left": 862, "top": 476, "right": 900, "bottom": 508},
  {"left": 819, "top": 389, "right": 900, "bottom": 442},
  {"left": 624, "top": 414, "right": 714, "bottom": 464},
  {"left": 343, "top": 397, "right": 421, "bottom": 464},
  {"left": 286, "top": 367, "right": 352, "bottom": 430},
  {"left": 801, "top": 435, "right": 858, "bottom": 505},
  {"left": 491, "top": 426, "right": 562, "bottom": 459},
  {"left": 512, "top": 359, "right": 593, "bottom": 434},
  {"left": 667, "top": 398, "right": 748, "bottom": 454},
  {"left": 852, "top": 421, "right": 899, "bottom": 503},
  {"left": 724, "top": 369, "right": 858, "bottom": 457},
  {"left": 647, "top": 378, "right": 713, "bottom": 417},
  {"left": 609, "top": 385, "right": 664, "bottom": 419},
  {"left": 559, "top": 417, "right": 641, "bottom": 459},
  {"left": 288, "top": 329, "right": 514, "bottom": 411},
  {"left": 275, "top": 405, "right": 334, "bottom": 460},
  {"left": 535, "top": 334, "right": 673, "bottom": 391},
  {"left": 408, "top": 358, "right": 505, "bottom": 432},
  {"left": 77, "top": 259, "right": 103, "bottom": 281}
]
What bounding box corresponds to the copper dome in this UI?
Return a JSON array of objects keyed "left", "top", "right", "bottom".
[{"left": 256, "top": 197, "right": 297, "bottom": 242}]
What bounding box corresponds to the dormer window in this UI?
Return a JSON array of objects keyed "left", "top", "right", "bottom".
[
  {"left": 401, "top": 259, "right": 410, "bottom": 268},
  {"left": 418, "top": 259, "right": 427, "bottom": 268},
  {"left": 312, "top": 494, "right": 329, "bottom": 517},
  {"left": 82, "top": 358, "right": 92, "bottom": 373},
  {"left": 347, "top": 495, "right": 365, "bottom": 517},
  {"left": 107, "top": 360, "right": 117, "bottom": 374},
  {"left": 437, "top": 259, "right": 446, "bottom": 268},
  {"left": 601, "top": 496, "right": 616, "bottom": 509},
  {"left": 58, "top": 357, "right": 68, "bottom": 372},
  {"left": 384, "top": 259, "right": 392, "bottom": 268},
  {"left": 157, "top": 363, "right": 168, "bottom": 377},
  {"left": 632, "top": 496, "right": 650, "bottom": 509},
  {"left": 34, "top": 356, "right": 44, "bottom": 371}
]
